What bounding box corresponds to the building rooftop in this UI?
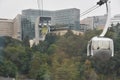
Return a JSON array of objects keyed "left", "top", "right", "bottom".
[{"left": 0, "top": 18, "right": 13, "bottom": 22}]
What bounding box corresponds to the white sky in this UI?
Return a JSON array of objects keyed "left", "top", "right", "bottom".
[{"left": 0, "top": 0, "right": 120, "bottom": 19}]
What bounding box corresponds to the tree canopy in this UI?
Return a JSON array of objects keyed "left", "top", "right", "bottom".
[{"left": 0, "top": 25, "right": 120, "bottom": 80}]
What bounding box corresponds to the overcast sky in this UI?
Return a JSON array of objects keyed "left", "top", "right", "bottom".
[{"left": 0, "top": 0, "right": 120, "bottom": 19}]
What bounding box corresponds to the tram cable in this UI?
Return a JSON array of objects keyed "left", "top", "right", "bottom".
[
  {"left": 80, "top": 5, "right": 99, "bottom": 17},
  {"left": 37, "top": 0, "right": 41, "bottom": 15},
  {"left": 80, "top": 0, "right": 108, "bottom": 18},
  {"left": 37, "top": 0, "right": 43, "bottom": 16}
]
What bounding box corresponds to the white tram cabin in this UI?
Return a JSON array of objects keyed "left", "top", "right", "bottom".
[{"left": 88, "top": 37, "right": 114, "bottom": 57}]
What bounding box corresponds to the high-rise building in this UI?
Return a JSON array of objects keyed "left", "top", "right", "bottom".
[
  {"left": 80, "top": 17, "right": 94, "bottom": 30},
  {"left": 21, "top": 8, "right": 80, "bottom": 40},
  {"left": 0, "top": 8, "right": 80, "bottom": 41},
  {"left": 13, "top": 14, "right": 22, "bottom": 40},
  {"left": 52, "top": 8, "right": 80, "bottom": 29},
  {"left": 80, "top": 14, "right": 107, "bottom": 30},
  {"left": 21, "top": 9, "right": 53, "bottom": 40},
  {"left": 111, "top": 14, "right": 120, "bottom": 26},
  {"left": 0, "top": 18, "right": 13, "bottom": 37},
  {"left": 0, "top": 15, "right": 22, "bottom": 41}
]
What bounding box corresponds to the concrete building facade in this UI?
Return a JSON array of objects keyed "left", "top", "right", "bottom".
[
  {"left": 0, "top": 15, "right": 22, "bottom": 40},
  {"left": 13, "top": 14, "right": 22, "bottom": 40},
  {"left": 80, "top": 17, "right": 94, "bottom": 30},
  {"left": 111, "top": 14, "right": 120, "bottom": 26},
  {"left": 0, "top": 18, "right": 13, "bottom": 37},
  {"left": 80, "top": 14, "right": 107, "bottom": 30}
]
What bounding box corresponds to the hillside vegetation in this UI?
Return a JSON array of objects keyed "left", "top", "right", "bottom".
[{"left": 0, "top": 24, "right": 120, "bottom": 80}]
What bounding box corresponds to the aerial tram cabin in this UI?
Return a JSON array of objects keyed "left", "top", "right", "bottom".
[
  {"left": 86, "top": 0, "right": 114, "bottom": 58},
  {"left": 87, "top": 37, "right": 114, "bottom": 58}
]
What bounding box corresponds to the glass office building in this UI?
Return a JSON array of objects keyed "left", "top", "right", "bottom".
[
  {"left": 21, "top": 8, "right": 80, "bottom": 40},
  {"left": 21, "top": 9, "right": 53, "bottom": 40}
]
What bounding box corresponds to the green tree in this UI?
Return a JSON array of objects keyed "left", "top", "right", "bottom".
[
  {"left": 29, "top": 52, "right": 50, "bottom": 80},
  {"left": 51, "top": 53, "right": 79, "bottom": 80},
  {"left": 23, "top": 36, "right": 30, "bottom": 47},
  {"left": 0, "top": 60, "right": 17, "bottom": 77},
  {"left": 55, "top": 30, "right": 85, "bottom": 57},
  {"left": 3, "top": 45, "right": 31, "bottom": 74},
  {"left": 47, "top": 44, "right": 58, "bottom": 55},
  {"left": 83, "top": 60, "right": 98, "bottom": 80},
  {"left": 4, "top": 36, "right": 22, "bottom": 47}
]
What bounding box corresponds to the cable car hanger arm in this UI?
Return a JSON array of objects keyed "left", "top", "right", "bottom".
[{"left": 100, "top": 0, "right": 111, "bottom": 37}]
